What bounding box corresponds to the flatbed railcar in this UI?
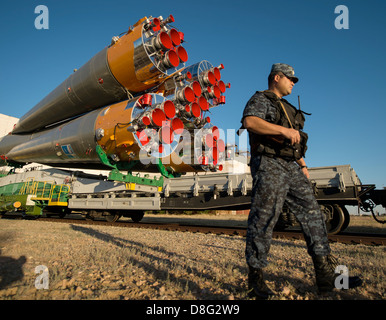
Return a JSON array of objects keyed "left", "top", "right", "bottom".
[{"left": 0, "top": 164, "right": 385, "bottom": 234}]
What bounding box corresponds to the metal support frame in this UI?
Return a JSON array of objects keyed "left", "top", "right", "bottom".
[{"left": 96, "top": 145, "right": 164, "bottom": 188}]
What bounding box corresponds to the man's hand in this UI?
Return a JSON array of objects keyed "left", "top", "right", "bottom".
[
  {"left": 301, "top": 167, "right": 310, "bottom": 179},
  {"left": 281, "top": 127, "right": 301, "bottom": 145},
  {"left": 296, "top": 158, "right": 309, "bottom": 179},
  {"left": 243, "top": 116, "right": 300, "bottom": 145}
]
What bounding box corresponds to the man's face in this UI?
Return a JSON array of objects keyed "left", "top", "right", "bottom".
[{"left": 276, "top": 74, "right": 295, "bottom": 97}]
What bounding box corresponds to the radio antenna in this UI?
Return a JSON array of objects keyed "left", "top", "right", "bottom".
[{"left": 298, "top": 95, "right": 301, "bottom": 111}]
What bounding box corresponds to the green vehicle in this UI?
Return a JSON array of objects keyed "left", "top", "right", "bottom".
[{"left": 0, "top": 178, "right": 70, "bottom": 218}]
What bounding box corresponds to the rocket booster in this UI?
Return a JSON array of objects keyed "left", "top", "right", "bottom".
[
  {"left": 0, "top": 15, "right": 229, "bottom": 174},
  {"left": 0, "top": 92, "right": 226, "bottom": 172},
  {"left": 13, "top": 15, "right": 188, "bottom": 134}
]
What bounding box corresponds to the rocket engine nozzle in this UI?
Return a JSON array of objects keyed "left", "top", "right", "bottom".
[
  {"left": 168, "top": 28, "right": 182, "bottom": 46},
  {"left": 161, "top": 14, "right": 175, "bottom": 26},
  {"left": 176, "top": 46, "right": 188, "bottom": 63},
  {"left": 161, "top": 50, "right": 180, "bottom": 68},
  {"left": 145, "top": 17, "right": 161, "bottom": 31},
  {"left": 151, "top": 31, "right": 173, "bottom": 51},
  {"left": 151, "top": 108, "right": 167, "bottom": 127}
]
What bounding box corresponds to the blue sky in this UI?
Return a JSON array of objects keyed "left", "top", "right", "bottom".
[{"left": 0, "top": 0, "right": 385, "bottom": 188}]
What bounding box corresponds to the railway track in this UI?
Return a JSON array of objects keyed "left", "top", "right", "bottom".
[{"left": 32, "top": 216, "right": 386, "bottom": 246}]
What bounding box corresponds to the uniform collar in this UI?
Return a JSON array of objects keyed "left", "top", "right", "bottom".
[{"left": 261, "top": 90, "right": 281, "bottom": 101}]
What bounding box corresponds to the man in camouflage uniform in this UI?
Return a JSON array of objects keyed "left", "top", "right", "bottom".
[{"left": 241, "top": 63, "right": 362, "bottom": 299}]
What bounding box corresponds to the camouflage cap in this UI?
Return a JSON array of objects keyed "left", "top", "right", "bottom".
[{"left": 270, "top": 63, "right": 299, "bottom": 83}]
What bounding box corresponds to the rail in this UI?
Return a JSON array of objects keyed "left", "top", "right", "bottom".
[{"left": 34, "top": 216, "right": 386, "bottom": 246}]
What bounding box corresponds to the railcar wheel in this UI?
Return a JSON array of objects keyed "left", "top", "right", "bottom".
[
  {"left": 45, "top": 207, "right": 69, "bottom": 218},
  {"left": 324, "top": 204, "right": 345, "bottom": 235},
  {"left": 105, "top": 211, "right": 121, "bottom": 222},
  {"left": 85, "top": 210, "right": 97, "bottom": 221},
  {"left": 340, "top": 205, "right": 350, "bottom": 232},
  {"left": 130, "top": 211, "right": 145, "bottom": 222}
]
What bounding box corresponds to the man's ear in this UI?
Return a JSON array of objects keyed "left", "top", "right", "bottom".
[{"left": 274, "top": 74, "right": 282, "bottom": 83}]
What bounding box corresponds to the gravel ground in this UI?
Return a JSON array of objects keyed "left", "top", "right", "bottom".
[{"left": 0, "top": 216, "right": 385, "bottom": 300}]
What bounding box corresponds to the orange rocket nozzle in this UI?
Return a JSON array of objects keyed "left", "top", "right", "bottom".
[
  {"left": 168, "top": 28, "right": 181, "bottom": 46},
  {"left": 176, "top": 46, "right": 188, "bottom": 63},
  {"left": 218, "top": 80, "right": 226, "bottom": 93},
  {"left": 146, "top": 17, "right": 161, "bottom": 32},
  {"left": 162, "top": 50, "right": 180, "bottom": 68},
  {"left": 212, "top": 126, "right": 220, "bottom": 141},
  {"left": 166, "top": 14, "right": 175, "bottom": 23},
  {"left": 138, "top": 93, "right": 153, "bottom": 106},
  {"left": 191, "top": 102, "right": 201, "bottom": 118},
  {"left": 213, "top": 85, "right": 221, "bottom": 99},
  {"left": 202, "top": 71, "right": 216, "bottom": 86},
  {"left": 180, "top": 86, "right": 195, "bottom": 103},
  {"left": 205, "top": 133, "right": 215, "bottom": 148},
  {"left": 185, "top": 71, "right": 192, "bottom": 80},
  {"left": 208, "top": 72, "right": 216, "bottom": 85},
  {"left": 179, "top": 31, "right": 185, "bottom": 43},
  {"left": 158, "top": 31, "right": 173, "bottom": 50},
  {"left": 198, "top": 96, "right": 209, "bottom": 111},
  {"left": 152, "top": 108, "right": 166, "bottom": 127},
  {"left": 217, "top": 139, "right": 226, "bottom": 152},
  {"left": 213, "top": 67, "right": 221, "bottom": 81},
  {"left": 191, "top": 81, "right": 202, "bottom": 97},
  {"left": 160, "top": 124, "right": 174, "bottom": 144},
  {"left": 140, "top": 115, "right": 151, "bottom": 126},
  {"left": 137, "top": 130, "right": 150, "bottom": 146},
  {"left": 217, "top": 96, "right": 226, "bottom": 104},
  {"left": 162, "top": 100, "right": 176, "bottom": 119},
  {"left": 161, "top": 14, "right": 175, "bottom": 26},
  {"left": 171, "top": 117, "right": 184, "bottom": 134}
]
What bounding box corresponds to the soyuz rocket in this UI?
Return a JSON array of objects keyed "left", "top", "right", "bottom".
[{"left": 0, "top": 15, "right": 229, "bottom": 175}]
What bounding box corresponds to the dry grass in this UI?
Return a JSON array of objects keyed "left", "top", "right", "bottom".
[{"left": 0, "top": 215, "right": 384, "bottom": 300}]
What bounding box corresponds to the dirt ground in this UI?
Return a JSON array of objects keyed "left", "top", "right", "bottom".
[{"left": 0, "top": 215, "right": 385, "bottom": 300}]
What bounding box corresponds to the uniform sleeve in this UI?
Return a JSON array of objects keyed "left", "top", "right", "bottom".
[{"left": 241, "top": 93, "right": 271, "bottom": 123}]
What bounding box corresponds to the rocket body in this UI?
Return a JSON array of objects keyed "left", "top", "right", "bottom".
[{"left": 13, "top": 16, "right": 188, "bottom": 134}]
